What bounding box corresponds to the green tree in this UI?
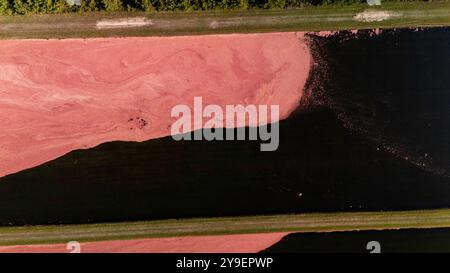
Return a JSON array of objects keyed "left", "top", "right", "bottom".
[
  {"left": 222, "top": 0, "right": 241, "bottom": 9},
  {"left": 162, "top": 0, "right": 181, "bottom": 10},
  {"left": 181, "top": 0, "right": 199, "bottom": 11},
  {"left": 29, "top": 0, "right": 50, "bottom": 13},
  {"left": 53, "top": 0, "right": 68, "bottom": 12},
  {"left": 286, "top": 0, "right": 307, "bottom": 8},
  {"left": 46, "top": 0, "right": 56, "bottom": 12},
  {"left": 102, "top": 0, "right": 123, "bottom": 11},
  {"left": 13, "top": 0, "right": 31, "bottom": 14},
  {"left": 80, "top": 0, "right": 100, "bottom": 11},
  {"left": 140, "top": 0, "right": 154, "bottom": 11},
  {"left": 239, "top": 0, "right": 248, "bottom": 9},
  {"left": 201, "top": 0, "right": 216, "bottom": 10},
  {"left": 266, "top": 0, "right": 286, "bottom": 8},
  {"left": 0, "top": 0, "right": 13, "bottom": 15}
]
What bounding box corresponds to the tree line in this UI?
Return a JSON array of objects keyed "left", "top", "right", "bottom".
[{"left": 0, "top": 0, "right": 421, "bottom": 15}]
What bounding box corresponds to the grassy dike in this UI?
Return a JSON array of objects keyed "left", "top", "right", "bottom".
[
  {"left": 0, "top": 2, "right": 450, "bottom": 39},
  {"left": 1, "top": 208, "right": 450, "bottom": 246}
]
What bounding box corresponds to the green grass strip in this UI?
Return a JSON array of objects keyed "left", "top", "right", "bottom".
[
  {"left": 1, "top": 208, "right": 450, "bottom": 246},
  {"left": 0, "top": 2, "right": 450, "bottom": 39}
]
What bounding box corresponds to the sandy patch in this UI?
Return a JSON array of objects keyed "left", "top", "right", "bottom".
[
  {"left": 209, "top": 21, "right": 220, "bottom": 29},
  {"left": 0, "top": 32, "right": 311, "bottom": 178},
  {"left": 353, "top": 11, "right": 402, "bottom": 22},
  {"left": 96, "top": 17, "right": 154, "bottom": 29},
  {"left": 0, "top": 233, "right": 288, "bottom": 253}
]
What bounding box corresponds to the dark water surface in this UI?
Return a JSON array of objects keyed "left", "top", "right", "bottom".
[
  {"left": 0, "top": 27, "right": 448, "bottom": 225},
  {"left": 262, "top": 228, "right": 450, "bottom": 253},
  {"left": 306, "top": 27, "right": 450, "bottom": 177}
]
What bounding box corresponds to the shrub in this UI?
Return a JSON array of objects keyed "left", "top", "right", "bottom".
[
  {"left": 2, "top": 0, "right": 428, "bottom": 14},
  {"left": 140, "top": 0, "right": 154, "bottom": 11},
  {"left": 0, "top": 0, "right": 13, "bottom": 15},
  {"left": 102, "top": 0, "right": 124, "bottom": 11}
]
